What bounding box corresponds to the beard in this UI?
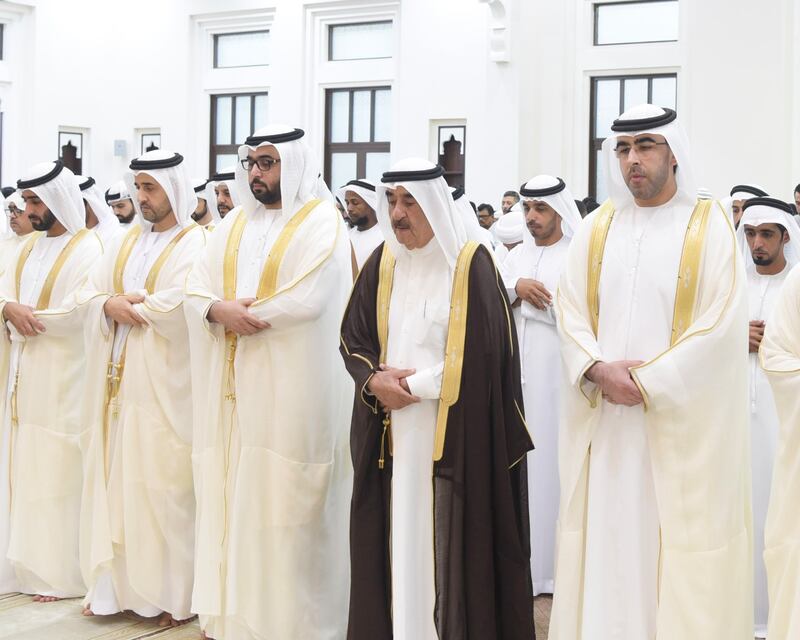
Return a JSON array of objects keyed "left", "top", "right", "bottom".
[
  {"left": 191, "top": 201, "right": 208, "bottom": 222},
  {"left": 30, "top": 208, "right": 57, "bottom": 231},
  {"left": 752, "top": 255, "right": 774, "bottom": 266},
  {"left": 250, "top": 178, "right": 281, "bottom": 205},
  {"left": 349, "top": 214, "right": 369, "bottom": 228},
  {"left": 115, "top": 209, "right": 136, "bottom": 224}
]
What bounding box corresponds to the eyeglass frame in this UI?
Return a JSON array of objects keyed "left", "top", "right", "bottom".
[
  {"left": 613, "top": 137, "right": 670, "bottom": 159},
  {"left": 240, "top": 156, "right": 281, "bottom": 172}
]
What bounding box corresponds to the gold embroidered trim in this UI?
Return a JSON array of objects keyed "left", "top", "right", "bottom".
[
  {"left": 143, "top": 224, "right": 199, "bottom": 294},
  {"left": 36, "top": 229, "right": 91, "bottom": 310},
  {"left": 223, "top": 211, "right": 248, "bottom": 301},
  {"left": 376, "top": 245, "right": 395, "bottom": 363},
  {"left": 433, "top": 240, "right": 480, "bottom": 461},
  {"left": 586, "top": 200, "right": 615, "bottom": 336},
  {"left": 113, "top": 226, "right": 143, "bottom": 294},
  {"left": 14, "top": 233, "right": 42, "bottom": 301},
  {"left": 256, "top": 199, "right": 323, "bottom": 299}
]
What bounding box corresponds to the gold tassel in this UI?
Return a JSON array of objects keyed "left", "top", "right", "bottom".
[{"left": 379, "top": 414, "right": 391, "bottom": 469}]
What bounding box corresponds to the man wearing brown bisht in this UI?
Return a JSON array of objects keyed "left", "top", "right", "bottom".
[{"left": 340, "top": 158, "right": 534, "bottom": 640}]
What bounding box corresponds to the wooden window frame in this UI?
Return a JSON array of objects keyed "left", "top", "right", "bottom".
[
  {"left": 588, "top": 73, "right": 677, "bottom": 199},
  {"left": 209, "top": 92, "right": 268, "bottom": 176},
  {"left": 327, "top": 21, "right": 393, "bottom": 62},
  {"left": 213, "top": 30, "right": 270, "bottom": 69}
]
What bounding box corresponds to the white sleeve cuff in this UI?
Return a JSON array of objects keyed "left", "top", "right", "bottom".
[{"left": 406, "top": 362, "right": 444, "bottom": 400}]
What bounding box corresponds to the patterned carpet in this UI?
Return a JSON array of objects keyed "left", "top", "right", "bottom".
[{"left": 0, "top": 592, "right": 549, "bottom": 639}]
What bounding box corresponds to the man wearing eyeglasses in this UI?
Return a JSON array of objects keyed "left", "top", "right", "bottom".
[
  {"left": 551, "top": 104, "right": 752, "bottom": 640},
  {"left": 0, "top": 192, "right": 34, "bottom": 278},
  {"left": 186, "top": 124, "right": 353, "bottom": 640}
]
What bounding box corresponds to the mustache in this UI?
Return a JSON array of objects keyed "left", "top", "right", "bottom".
[
  {"left": 628, "top": 167, "right": 645, "bottom": 178},
  {"left": 392, "top": 221, "right": 410, "bottom": 230}
]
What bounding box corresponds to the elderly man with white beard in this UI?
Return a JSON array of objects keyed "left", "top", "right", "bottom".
[
  {"left": 186, "top": 125, "right": 353, "bottom": 640},
  {"left": 0, "top": 160, "right": 102, "bottom": 600},
  {"left": 340, "top": 159, "right": 534, "bottom": 640}
]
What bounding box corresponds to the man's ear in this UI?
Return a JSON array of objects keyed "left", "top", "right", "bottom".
[{"left": 783, "top": 231, "right": 790, "bottom": 245}]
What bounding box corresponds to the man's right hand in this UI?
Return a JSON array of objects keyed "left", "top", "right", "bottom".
[
  {"left": 104, "top": 294, "right": 147, "bottom": 326},
  {"left": 515, "top": 278, "right": 552, "bottom": 310},
  {"left": 2, "top": 302, "right": 45, "bottom": 337},
  {"left": 367, "top": 365, "right": 420, "bottom": 411},
  {"left": 585, "top": 360, "right": 645, "bottom": 406},
  {"left": 749, "top": 320, "right": 765, "bottom": 353},
  {"left": 207, "top": 298, "right": 270, "bottom": 336}
]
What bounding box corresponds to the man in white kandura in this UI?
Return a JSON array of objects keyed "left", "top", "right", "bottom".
[
  {"left": 0, "top": 160, "right": 103, "bottom": 600},
  {"left": 504, "top": 175, "right": 582, "bottom": 596},
  {"left": 186, "top": 125, "right": 353, "bottom": 640},
  {"left": 737, "top": 196, "right": 800, "bottom": 638},
  {"left": 78, "top": 150, "right": 205, "bottom": 626},
  {"left": 205, "top": 168, "right": 240, "bottom": 221},
  {"left": 760, "top": 240, "right": 800, "bottom": 640},
  {"left": 336, "top": 179, "right": 383, "bottom": 269},
  {"left": 551, "top": 104, "right": 752, "bottom": 639}
]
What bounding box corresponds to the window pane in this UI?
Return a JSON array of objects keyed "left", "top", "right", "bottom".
[
  {"left": 366, "top": 153, "right": 391, "bottom": 183},
  {"left": 595, "top": 1, "right": 679, "bottom": 45},
  {"left": 595, "top": 149, "right": 608, "bottom": 203},
  {"left": 215, "top": 96, "right": 232, "bottom": 145},
  {"left": 594, "top": 79, "right": 620, "bottom": 139},
  {"left": 59, "top": 132, "right": 83, "bottom": 158},
  {"left": 623, "top": 78, "right": 648, "bottom": 112},
  {"left": 235, "top": 96, "right": 252, "bottom": 142},
  {"left": 330, "top": 153, "right": 358, "bottom": 189},
  {"left": 330, "top": 22, "right": 392, "bottom": 61},
  {"left": 373, "top": 89, "right": 391, "bottom": 142},
  {"left": 330, "top": 92, "right": 350, "bottom": 143},
  {"left": 352, "top": 90, "right": 372, "bottom": 143},
  {"left": 651, "top": 76, "right": 677, "bottom": 109},
  {"left": 215, "top": 154, "right": 238, "bottom": 173},
  {"left": 253, "top": 95, "right": 268, "bottom": 131},
  {"left": 215, "top": 31, "right": 270, "bottom": 68}
]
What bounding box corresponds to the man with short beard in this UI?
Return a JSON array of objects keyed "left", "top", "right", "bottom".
[
  {"left": 736, "top": 197, "right": 800, "bottom": 638},
  {"left": 185, "top": 124, "right": 353, "bottom": 640},
  {"left": 191, "top": 178, "right": 217, "bottom": 228},
  {"left": 77, "top": 150, "right": 205, "bottom": 627},
  {"left": 0, "top": 160, "right": 102, "bottom": 600},
  {"left": 105, "top": 181, "right": 136, "bottom": 226},
  {"left": 552, "top": 104, "right": 751, "bottom": 639},
  {"left": 504, "top": 175, "right": 583, "bottom": 599},
  {"left": 205, "top": 169, "right": 239, "bottom": 220},
  {"left": 0, "top": 192, "right": 34, "bottom": 278},
  {"left": 336, "top": 179, "right": 383, "bottom": 268}
]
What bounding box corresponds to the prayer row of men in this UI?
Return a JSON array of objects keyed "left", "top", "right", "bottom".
[{"left": 0, "top": 104, "right": 796, "bottom": 640}]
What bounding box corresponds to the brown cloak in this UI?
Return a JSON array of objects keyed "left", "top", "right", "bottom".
[{"left": 340, "top": 242, "right": 535, "bottom": 640}]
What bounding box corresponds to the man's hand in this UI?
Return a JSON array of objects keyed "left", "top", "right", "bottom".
[
  {"left": 749, "top": 320, "right": 765, "bottom": 353},
  {"left": 585, "top": 360, "right": 645, "bottom": 406},
  {"left": 515, "top": 278, "right": 552, "bottom": 310},
  {"left": 367, "top": 364, "right": 420, "bottom": 411},
  {"left": 2, "top": 302, "right": 45, "bottom": 337},
  {"left": 104, "top": 294, "right": 147, "bottom": 326},
  {"left": 207, "top": 298, "right": 271, "bottom": 336}
]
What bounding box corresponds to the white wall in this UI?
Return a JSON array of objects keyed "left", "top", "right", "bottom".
[{"left": 0, "top": 0, "right": 797, "bottom": 209}]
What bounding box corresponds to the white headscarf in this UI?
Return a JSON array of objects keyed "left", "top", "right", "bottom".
[
  {"left": 730, "top": 183, "right": 768, "bottom": 202},
  {"left": 205, "top": 168, "right": 241, "bottom": 220},
  {"left": 601, "top": 104, "right": 697, "bottom": 209},
  {"left": 376, "top": 158, "right": 468, "bottom": 268},
  {"left": 123, "top": 149, "right": 197, "bottom": 230},
  {"left": 335, "top": 179, "right": 378, "bottom": 213},
  {"left": 105, "top": 179, "right": 131, "bottom": 205},
  {"left": 736, "top": 197, "right": 800, "bottom": 274},
  {"left": 519, "top": 175, "right": 583, "bottom": 249},
  {"left": 451, "top": 187, "right": 494, "bottom": 251},
  {"left": 493, "top": 210, "right": 525, "bottom": 245},
  {"left": 17, "top": 161, "right": 86, "bottom": 235},
  {"left": 236, "top": 124, "right": 324, "bottom": 218},
  {"left": 193, "top": 177, "right": 219, "bottom": 223},
  {"left": 76, "top": 175, "right": 120, "bottom": 234}
]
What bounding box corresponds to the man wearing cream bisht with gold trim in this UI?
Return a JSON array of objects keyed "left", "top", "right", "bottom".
[
  {"left": 551, "top": 104, "right": 752, "bottom": 639},
  {"left": 78, "top": 150, "right": 206, "bottom": 626},
  {"left": 0, "top": 160, "right": 102, "bottom": 599},
  {"left": 185, "top": 125, "right": 353, "bottom": 640}
]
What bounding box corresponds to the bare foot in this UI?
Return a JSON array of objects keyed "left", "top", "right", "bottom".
[
  {"left": 158, "top": 612, "right": 196, "bottom": 627},
  {"left": 35, "top": 595, "right": 61, "bottom": 603},
  {"left": 82, "top": 604, "right": 94, "bottom": 616}
]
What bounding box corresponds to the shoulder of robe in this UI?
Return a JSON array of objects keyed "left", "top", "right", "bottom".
[{"left": 783, "top": 263, "right": 800, "bottom": 291}]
